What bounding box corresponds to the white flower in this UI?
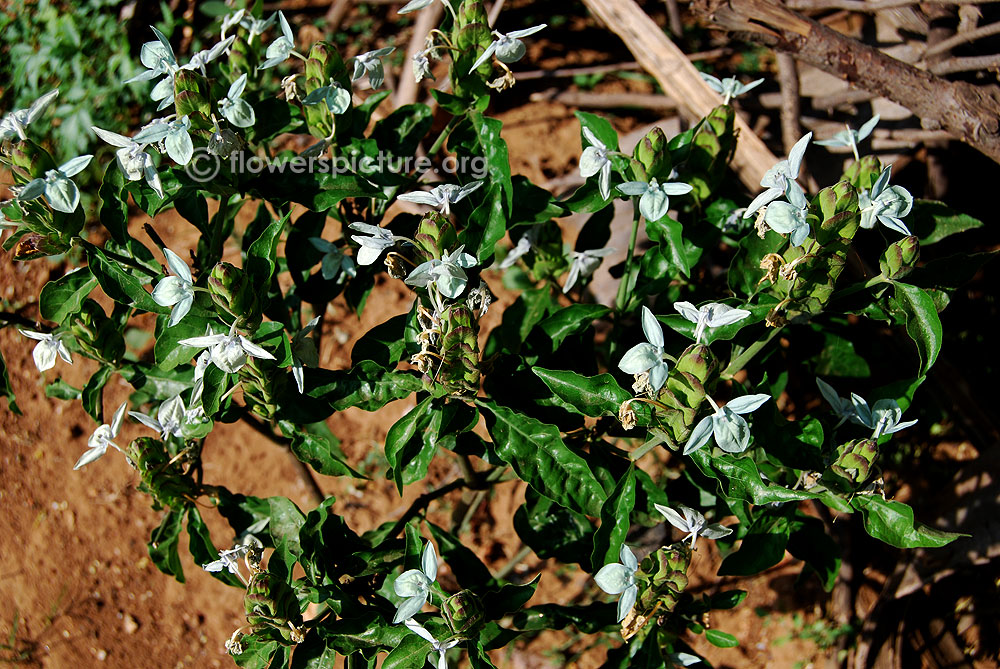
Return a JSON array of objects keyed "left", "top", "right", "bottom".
[
  {"left": 563, "top": 247, "right": 614, "bottom": 294},
  {"left": 700, "top": 73, "right": 764, "bottom": 105},
  {"left": 858, "top": 166, "right": 913, "bottom": 235},
  {"left": 92, "top": 126, "right": 164, "bottom": 197},
  {"left": 219, "top": 74, "right": 256, "bottom": 128},
  {"left": 129, "top": 391, "right": 204, "bottom": 440},
  {"left": 499, "top": 231, "right": 534, "bottom": 269},
  {"left": 352, "top": 47, "right": 395, "bottom": 89},
  {"left": 133, "top": 116, "right": 195, "bottom": 166},
  {"left": 17, "top": 155, "right": 93, "bottom": 214},
  {"left": 240, "top": 13, "right": 276, "bottom": 44},
  {"left": 393, "top": 541, "right": 438, "bottom": 624},
  {"left": 75, "top": 403, "right": 127, "bottom": 470},
  {"left": 0, "top": 89, "right": 59, "bottom": 142},
  {"left": 152, "top": 248, "right": 195, "bottom": 326},
  {"left": 468, "top": 24, "right": 547, "bottom": 72},
  {"left": 405, "top": 246, "right": 478, "bottom": 299},
  {"left": 654, "top": 503, "right": 732, "bottom": 549},
  {"left": 763, "top": 184, "right": 811, "bottom": 246},
  {"left": 398, "top": 181, "right": 483, "bottom": 216},
  {"left": 19, "top": 329, "right": 73, "bottom": 372},
  {"left": 744, "top": 132, "right": 812, "bottom": 219},
  {"left": 179, "top": 323, "right": 276, "bottom": 374},
  {"left": 594, "top": 545, "right": 639, "bottom": 622},
  {"left": 815, "top": 378, "right": 861, "bottom": 428},
  {"left": 815, "top": 115, "right": 880, "bottom": 161},
  {"left": 683, "top": 393, "right": 771, "bottom": 455},
  {"left": 309, "top": 238, "right": 357, "bottom": 283},
  {"left": 193, "top": 350, "right": 211, "bottom": 386},
  {"left": 618, "top": 306, "right": 670, "bottom": 392},
  {"left": 290, "top": 317, "right": 320, "bottom": 394},
  {"left": 220, "top": 10, "right": 246, "bottom": 43},
  {"left": 348, "top": 222, "right": 398, "bottom": 266},
  {"left": 673, "top": 301, "right": 751, "bottom": 345},
  {"left": 403, "top": 619, "right": 460, "bottom": 669},
  {"left": 412, "top": 51, "right": 433, "bottom": 83},
  {"left": 183, "top": 37, "right": 235, "bottom": 76},
  {"left": 124, "top": 27, "right": 179, "bottom": 111},
  {"left": 203, "top": 543, "right": 251, "bottom": 574},
  {"left": 301, "top": 80, "right": 352, "bottom": 114},
  {"left": 618, "top": 178, "right": 693, "bottom": 222},
  {"left": 398, "top": 0, "right": 435, "bottom": 14},
  {"left": 850, "top": 394, "right": 917, "bottom": 439},
  {"left": 259, "top": 11, "right": 296, "bottom": 70},
  {"left": 579, "top": 127, "right": 613, "bottom": 200}
]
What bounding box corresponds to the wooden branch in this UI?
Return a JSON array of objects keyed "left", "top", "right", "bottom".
[
  {"left": 923, "top": 18, "right": 1000, "bottom": 58},
  {"left": 395, "top": 0, "right": 444, "bottom": 108},
  {"left": 581, "top": 0, "right": 779, "bottom": 190},
  {"left": 529, "top": 89, "right": 678, "bottom": 111},
  {"left": 776, "top": 53, "right": 802, "bottom": 155},
  {"left": 930, "top": 54, "right": 1000, "bottom": 74},
  {"left": 691, "top": 0, "right": 1000, "bottom": 163},
  {"left": 785, "top": 0, "right": 998, "bottom": 11}
]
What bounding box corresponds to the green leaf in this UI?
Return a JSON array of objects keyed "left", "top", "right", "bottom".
[
  {"left": 575, "top": 110, "right": 619, "bottom": 151},
  {"left": 385, "top": 396, "right": 435, "bottom": 493},
  {"left": 532, "top": 368, "right": 632, "bottom": 418},
  {"left": 187, "top": 507, "right": 241, "bottom": 587},
  {"left": 645, "top": 216, "right": 691, "bottom": 277},
  {"left": 511, "top": 602, "right": 616, "bottom": 634},
  {"left": 246, "top": 212, "right": 288, "bottom": 286},
  {"left": 149, "top": 509, "right": 185, "bottom": 582},
  {"left": 851, "top": 495, "right": 965, "bottom": 548},
  {"left": 705, "top": 629, "right": 740, "bottom": 648},
  {"left": 1, "top": 348, "right": 21, "bottom": 414},
  {"left": 513, "top": 489, "right": 595, "bottom": 571},
  {"left": 45, "top": 378, "right": 82, "bottom": 401},
  {"left": 908, "top": 199, "right": 983, "bottom": 245},
  {"left": 537, "top": 304, "right": 610, "bottom": 350},
  {"left": 351, "top": 313, "right": 408, "bottom": 367},
  {"left": 812, "top": 329, "right": 871, "bottom": 378},
  {"left": 289, "top": 633, "right": 338, "bottom": 669},
  {"left": 82, "top": 365, "right": 113, "bottom": 423},
  {"left": 290, "top": 430, "right": 363, "bottom": 478},
  {"left": 482, "top": 577, "right": 539, "bottom": 620},
  {"left": 591, "top": 466, "right": 636, "bottom": 568},
  {"left": 232, "top": 636, "right": 279, "bottom": 669},
  {"left": 427, "top": 521, "right": 493, "bottom": 588},
  {"left": 381, "top": 633, "right": 429, "bottom": 669},
  {"left": 718, "top": 514, "right": 790, "bottom": 576},
  {"left": 154, "top": 314, "right": 210, "bottom": 371},
  {"left": 478, "top": 400, "right": 607, "bottom": 516},
  {"left": 310, "top": 362, "right": 422, "bottom": 412},
  {"left": 891, "top": 282, "right": 943, "bottom": 375},
  {"left": 469, "top": 112, "right": 512, "bottom": 212},
  {"left": 98, "top": 162, "right": 129, "bottom": 244},
  {"left": 86, "top": 245, "right": 166, "bottom": 314},
  {"left": 268, "top": 497, "right": 306, "bottom": 577},
  {"left": 688, "top": 451, "right": 817, "bottom": 506},
  {"left": 39, "top": 267, "right": 97, "bottom": 324}
]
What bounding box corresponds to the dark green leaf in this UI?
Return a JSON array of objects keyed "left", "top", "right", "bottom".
[
  {"left": 891, "top": 282, "right": 943, "bottom": 375},
  {"left": 382, "top": 633, "right": 429, "bottom": 669},
  {"left": 187, "top": 507, "right": 241, "bottom": 587},
  {"left": 385, "top": 396, "right": 435, "bottom": 493},
  {"left": 705, "top": 629, "right": 740, "bottom": 648},
  {"left": 479, "top": 400, "right": 607, "bottom": 516},
  {"left": 290, "top": 430, "right": 363, "bottom": 478},
  {"left": 718, "top": 514, "right": 790, "bottom": 576},
  {"left": 45, "top": 378, "right": 82, "bottom": 401},
  {"left": 591, "top": 467, "right": 636, "bottom": 568},
  {"left": 427, "top": 521, "right": 493, "bottom": 588},
  {"left": 39, "top": 267, "right": 97, "bottom": 324},
  {"left": 908, "top": 199, "right": 983, "bottom": 245},
  {"left": 351, "top": 313, "right": 408, "bottom": 367},
  {"left": 537, "top": 304, "right": 610, "bottom": 350},
  {"left": 532, "top": 368, "right": 632, "bottom": 419},
  {"left": 86, "top": 245, "right": 166, "bottom": 314},
  {"left": 513, "top": 489, "right": 595, "bottom": 570},
  {"left": 149, "top": 509, "right": 185, "bottom": 582},
  {"left": 246, "top": 212, "right": 288, "bottom": 286},
  {"left": 82, "top": 365, "right": 113, "bottom": 423},
  {"left": 268, "top": 497, "right": 306, "bottom": 577},
  {"left": 851, "top": 495, "right": 965, "bottom": 548}
]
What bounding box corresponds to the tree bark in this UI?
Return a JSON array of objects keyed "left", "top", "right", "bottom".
[
  {"left": 690, "top": 0, "right": 1000, "bottom": 164},
  {"left": 581, "top": 0, "right": 780, "bottom": 191}
]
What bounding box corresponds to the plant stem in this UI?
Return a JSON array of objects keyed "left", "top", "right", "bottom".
[
  {"left": 75, "top": 238, "right": 153, "bottom": 274},
  {"left": 428, "top": 114, "right": 464, "bottom": 156},
  {"left": 615, "top": 200, "right": 642, "bottom": 312},
  {"left": 493, "top": 544, "right": 533, "bottom": 581},
  {"left": 722, "top": 327, "right": 783, "bottom": 379}
]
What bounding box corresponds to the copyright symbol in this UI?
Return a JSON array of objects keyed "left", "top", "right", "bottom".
[{"left": 185, "top": 148, "right": 221, "bottom": 183}]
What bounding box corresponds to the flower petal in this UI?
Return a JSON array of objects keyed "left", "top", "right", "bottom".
[{"left": 594, "top": 563, "right": 631, "bottom": 595}]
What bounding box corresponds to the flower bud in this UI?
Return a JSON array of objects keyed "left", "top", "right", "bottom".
[
  {"left": 842, "top": 154, "right": 882, "bottom": 191},
  {"left": 879, "top": 235, "right": 919, "bottom": 280},
  {"left": 443, "top": 590, "right": 485, "bottom": 636},
  {"left": 631, "top": 127, "right": 670, "bottom": 181},
  {"left": 8, "top": 139, "right": 57, "bottom": 180},
  {"left": 826, "top": 438, "right": 878, "bottom": 491},
  {"left": 208, "top": 262, "right": 261, "bottom": 330},
  {"left": 629, "top": 543, "right": 691, "bottom": 629},
  {"left": 174, "top": 70, "right": 211, "bottom": 120},
  {"left": 414, "top": 211, "right": 458, "bottom": 261}
]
